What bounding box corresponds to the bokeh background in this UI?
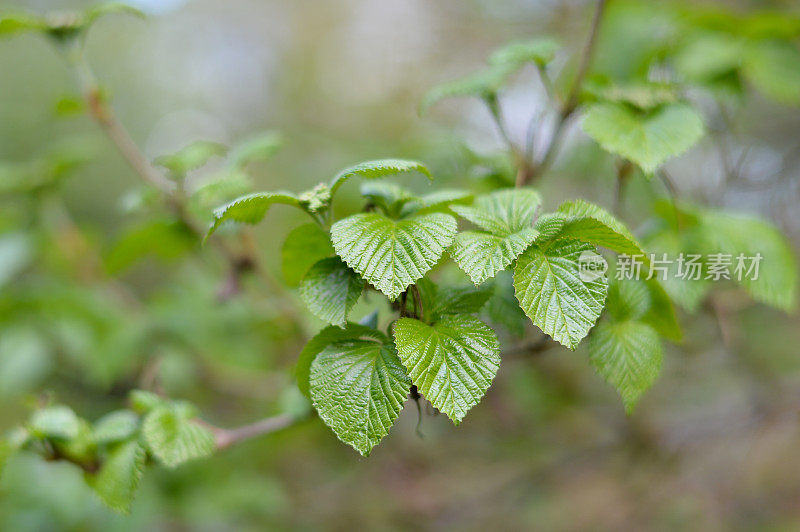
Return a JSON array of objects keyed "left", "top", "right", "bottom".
[{"left": 1, "top": 0, "right": 800, "bottom": 529}]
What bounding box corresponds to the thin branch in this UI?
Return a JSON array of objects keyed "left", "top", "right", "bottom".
[
  {"left": 210, "top": 413, "right": 300, "bottom": 450},
  {"left": 562, "top": 0, "right": 607, "bottom": 117},
  {"left": 517, "top": 0, "right": 607, "bottom": 187}
]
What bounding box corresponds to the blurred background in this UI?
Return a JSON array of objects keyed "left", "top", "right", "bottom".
[{"left": 1, "top": 0, "right": 800, "bottom": 529}]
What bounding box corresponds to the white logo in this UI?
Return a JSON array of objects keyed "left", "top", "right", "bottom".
[{"left": 578, "top": 250, "right": 607, "bottom": 282}]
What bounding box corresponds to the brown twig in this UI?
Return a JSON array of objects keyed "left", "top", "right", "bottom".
[
  {"left": 210, "top": 413, "right": 301, "bottom": 450},
  {"left": 516, "top": 0, "right": 607, "bottom": 187}
]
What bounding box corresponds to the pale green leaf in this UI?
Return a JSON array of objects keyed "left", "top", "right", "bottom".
[
  {"left": 555, "top": 199, "right": 645, "bottom": 256},
  {"left": 92, "top": 410, "right": 139, "bottom": 445},
  {"left": 142, "top": 406, "right": 215, "bottom": 468},
  {"left": 310, "top": 340, "right": 411, "bottom": 456},
  {"left": 743, "top": 39, "right": 800, "bottom": 106},
  {"left": 154, "top": 141, "right": 227, "bottom": 176},
  {"left": 360, "top": 182, "right": 415, "bottom": 217},
  {"left": 588, "top": 320, "right": 662, "bottom": 414},
  {"left": 329, "top": 159, "right": 432, "bottom": 198},
  {"left": 489, "top": 37, "right": 560, "bottom": 67},
  {"left": 698, "top": 210, "right": 797, "bottom": 312},
  {"left": 331, "top": 212, "right": 457, "bottom": 300},
  {"left": 514, "top": 239, "right": 608, "bottom": 349},
  {"left": 581, "top": 102, "right": 705, "bottom": 174},
  {"left": 584, "top": 80, "right": 679, "bottom": 111},
  {"left": 420, "top": 64, "right": 516, "bottom": 113},
  {"left": 295, "top": 324, "right": 388, "bottom": 398},
  {"left": 227, "top": 131, "right": 282, "bottom": 169},
  {"left": 88, "top": 440, "right": 145, "bottom": 514},
  {"left": 393, "top": 315, "right": 500, "bottom": 424},
  {"left": 29, "top": 406, "right": 81, "bottom": 440},
  {"left": 451, "top": 188, "right": 542, "bottom": 236},
  {"left": 281, "top": 223, "right": 334, "bottom": 287},
  {"left": 300, "top": 257, "right": 364, "bottom": 327},
  {"left": 450, "top": 228, "right": 539, "bottom": 285},
  {"left": 206, "top": 191, "right": 300, "bottom": 239}
]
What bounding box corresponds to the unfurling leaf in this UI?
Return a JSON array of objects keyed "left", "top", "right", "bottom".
[
  {"left": 331, "top": 212, "right": 457, "bottom": 300},
  {"left": 310, "top": 340, "right": 411, "bottom": 456},
  {"left": 329, "top": 159, "right": 432, "bottom": 198},
  {"left": 142, "top": 406, "right": 215, "bottom": 468},
  {"left": 394, "top": 315, "right": 500, "bottom": 424},
  {"left": 300, "top": 258, "right": 364, "bottom": 327},
  {"left": 92, "top": 410, "right": 139, "bottom": 445},
  {"left": 514, "top": 239, "right": 608, "bottom": 349},
  {"left": 206, "top": 191, "right": 300, "bottom": 239}
]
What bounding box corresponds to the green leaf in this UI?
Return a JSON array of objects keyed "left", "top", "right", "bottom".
[
  {"left": 227, "top": 131, "right": 282, "bottom": 169},
  {"left": 129, "top": 390, "right": 168, "bottom": 413},
  {"left": 486, "top": 271, "right": 528, "bottom": 337},
  {"left": 300, "top": 258, "right": 364, "bottom": 328},
  {"left": 281, "top": 223, "right": 334, "bottom": 287},
  {"left": 310, "top": 340, "right": 411, "bottom": 456},
  {"left": 514, "top": 239, "right": 608, "bottom": 349},
  {"left": 584, "top": 80, "right": 679, "bottom": 111},
  {"left": 105, "top": 220, "right": 195, "bottom": 274},
  {"left": 154, "top": 141, "right": 227, "bottom": 177},
  {"left": 697, "top": 210, "right": 797, "bottom": 312},
  {"left": 588, "top": 321, "right": 662, "bottom": 414},
  {"left": 400, "top": 189, "right": 473, "bottom": 217},
  {"left": 452, "top": 188, "right": 542, "bottom": 236},
  {"left": 360, "top": 182, "right": 416, "bottom": 217},
  {"left": 295, "top": 324, "right": 388, "bottom": 398},
  {"left": 142, "top": 406, "right": 215, "bottom": 468},
  {"left": 449, "top": 189, "right": 542, "bottom": 284},
  {"left": 673, "top": 33, "right": 743, "bottom": 83},
  {"left": 743, "top": 39, "right": 800, "bottom": 106},
  {"left": 206, "top": 191, "right": 300, "bottom": 239},
  {"left": 329, "top": 159, "right": 432, "bottom": 198},
  {"left": 489, "top": 37, "right": 560, "bottom": 67},
  {"left": 29, "top": 406, "right": 81, "bottom": 440},
  {"left": 420, "top": 64, "right": 516, "bottom": 113},
  {"left": 393, "top": 315, "right": 500, "bottom": 424},
  {"left": 581, "top": 102, "right": 705, "bottom": 174},
  {"left": 450, "top": 229, "right": 539, "bottom": 286},
  {"left": 331, "top": 212, "right": 457, "bottom": 300},
  {"left": 554, "top": 199, "right": 645, "bottom": 257},
  {"left": 92, "top": 410, "right": 139, "bottom": 445},
  {"left": 433, "top": 284, "right": 494, "bottom": 318},
  {"left": 641, "top": 278, "right": 682, "bottom": 342},
  {"left": 0, "top": 428, "right": 29, "bottom": 478},
  {"left": 87, "top": 440, "right": 145, "bottom": 514}
]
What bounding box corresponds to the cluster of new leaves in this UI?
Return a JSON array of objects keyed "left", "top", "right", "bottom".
[
  {"left": 206, "top": 158, "right": 673, "bottom": 455},
  {"left": 0, "top": 392, "right": 215, "bottom": 513}
]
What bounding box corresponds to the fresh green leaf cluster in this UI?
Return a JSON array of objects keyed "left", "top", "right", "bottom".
[
  {"left": 0, "top": 392, "right": 215, "bottom": 514},
  {"left": 212, "top": 157, "right": 679, "bottom": 454}
]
